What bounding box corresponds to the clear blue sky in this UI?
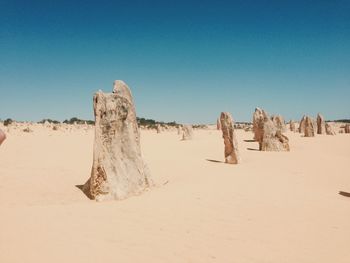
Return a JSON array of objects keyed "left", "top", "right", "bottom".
[{"left": 1, "top": 0, "right": 349, "bottom": 123}]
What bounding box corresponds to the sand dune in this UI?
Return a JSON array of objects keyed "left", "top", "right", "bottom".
[{"left": 0, "top": 127, "right": 349, "bottom": 262}]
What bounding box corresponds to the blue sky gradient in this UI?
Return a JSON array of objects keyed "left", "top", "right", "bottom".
[{"left": 1, "top": 0, "right": 349, "bottom": 123}]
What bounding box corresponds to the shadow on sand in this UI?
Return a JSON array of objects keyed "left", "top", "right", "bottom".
[
  {"left": 75, "top": 184, "right": 93, "bottom": 199},
  {"left": 338, "top": 191, "right": 350, "bottom": 198},
  {"left": 75, "top": 184, "right": 84, "bottom": 191},
  {"left": 247, "top": 148, "right": 259, "bottom": 151},
  {"left": 206, "top": 159, "right": 224, "bottom": 164}
]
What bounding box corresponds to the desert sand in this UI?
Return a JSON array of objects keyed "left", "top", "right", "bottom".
[{"left": 0, "top": 126, "right": 350, "bottom": 263}]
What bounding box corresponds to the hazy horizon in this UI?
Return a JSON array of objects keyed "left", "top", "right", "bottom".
[{"left": 1, "top": 1, "right": 349, "bottom": 123}]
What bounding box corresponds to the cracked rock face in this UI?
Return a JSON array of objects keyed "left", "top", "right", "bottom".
[
  {"left": 299, "top": 115, "right": 306, "bottom": 133},
  {"left": 261, "top": 111, "right": 290, "bottom": 152},
  {"left": 253, "top": 107, "right": 264, "bottom": 146},
  {"left": 253, "top": 108, "right": 289, "bottom": 151},
  {"left": 271, "top": 115, "right": 286, "bottom": 133},
  {"left": 325, "top": 123, "right": 336, "bottom": 135},
  {"left": 83, "top": 80, "right": 152, "bottom": 201},
  {"left": 317, "top": 113, "right": 326, "bottom": 134},
  {"left": 220, "top": 112, "right": 240, "bottom": 164},
  {"left": 304, "top": 116, "right": 315, "bottom": 137}
]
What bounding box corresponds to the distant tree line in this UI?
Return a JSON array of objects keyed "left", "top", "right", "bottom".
[
  {"left": 0, "top": 117, "right": 180, "bottom": 128},
  {"left": 332, "top": 119, "right": 350, "bottom": 123},
  {"left": 3, "top": 118, "right": 13, "bottom": 126},
  {"left": 40, "top": 117, "right": 179, "bottom": 127},
  {"left": 2, "top": 117, "right": 349, "bottom": 126},
  {"left": 137, "top": 117, "right": 179, "bottom": 127},
  {"left": 193, "top": 124, "right": 208, "bottom": 129},
  {"left": 62, "top": 117, "right": 95, "bottom": 125},
  {"left": 38, "top": 119, "right": 61, "bottom": 124}
]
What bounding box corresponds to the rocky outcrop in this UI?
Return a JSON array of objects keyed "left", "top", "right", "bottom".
[
  {"left": 325, "top": 123, "right": 336, "bottom": 135},
  {"left": 253, "top": 109, "right": 289, "bottom": 151},
  {"left": 271, "top": 115, "right": 286, "bottom": 132},
  {"left": 0, "top": 129, "right": 6, "bottom": 145},
  {"left": 345, "top": 124, "right": 350, "bottom": 134},
  {"left": 317, "top": 113, "right": 326, "bottom": 134},
  {"left": 83, "top": 80, "right": 152, "bottom": 201},
  {"left": 261, "top": 111, "right": 290, "bottom": 152},
  {"left": 299, "top": 115, "right": 306, "bottom": 133},
  {"left": 220, "top": 112, "right": 240, "bottom": 164},
  {"left": 217, "top": 118, "right": 221, "bottom": 130},
  {"left": 289, "top": 120, "right": 296, "bottom": 132},
  {"left": 182, "top": 125, "right": 194, "bottom": 140},
  {"left": 253, "top": 107, "right": 264, "bottom": 145},
  {"left": 304, "top": 116, "right": 315, "bottom": 137}
]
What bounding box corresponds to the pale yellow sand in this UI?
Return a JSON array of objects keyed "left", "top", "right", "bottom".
[{"left": 0, "top": 127, "right": 350, "bottom": 263}]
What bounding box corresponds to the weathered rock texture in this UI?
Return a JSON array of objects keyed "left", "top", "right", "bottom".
[
  {"left": 304, "top": 116, "right": 315, "bottom": 137},
  {"left": 317, "top": 113, "right": 326, "bottom": 134},
  {"left": 345, "top": 124, "right": 350, "bottom": 134},
  {"left": 0, "top": 129, "right": 6, "bottom": 145},
  {"left": 313, "top": 119, "right": 317, "bottom": 134},
  {"left": 253, "top": 107, "right": 264, "bottom": 144},
  {"left": 216, "top": 118, "right": 221, "bottom": 130},
  {"left": 83, "top": 80, "right": 152, "bottom": 201},
  {"left": 325, "top": 123, "right": 336, "bottom": 135},
  {"left": 271, "top": 115, "right": 286, "bottom": 132},
  {"left": 299, "top": 115, "right": 306, "bottom": 133},
  {"left": 289, "top": 120, "right": 296, "bottom": 132},
  {"left": 261, "top": 111, "right": 290, "bottom": 152},
  {"left": 182, "top": 125, "right": 194, "bottom": 140},
  {"left": 220, "top": 112, "right": 240, "bottom": 164},
  {"left": 252, "top": 108, "right": 289, "bottom": 151}
]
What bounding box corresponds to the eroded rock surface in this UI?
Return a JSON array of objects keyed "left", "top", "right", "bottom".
[
  {"left": 217, "top": 118, "right": 221, "bottom": 130},
  {"left": 220, "top": 112, "right": 240, "bottom": 164},
  {"left": 253, "top": 107, "right": 264, "bottom": 146},
  {"left": 261, "top": 112, "right": 290, "bottom": 152},
  {"left": 299, "top": 115, "right": 306, "bottom": 133},
  {"left": 272, "top": 115, "right": 286, "bottom": 132},
  {"left": 83, "top": 80, "right": 152, "bottom": 201},
  {"left": 345, "top": 124, "right": 350, "bottom": 134},
  {"left": 325, "top": 123, "right": 336, "bottom": 135},
  {"left": 317, "top": 113, "right": 326, "bottom": 134},
  {"left": 304, "top": 116, "right": 315, "bottom": 137}
]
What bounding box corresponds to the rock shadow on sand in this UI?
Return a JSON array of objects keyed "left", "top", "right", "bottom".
[
  {"left": 338, "top": 191, "right": 350, "bottom": 198},
  {"left": 75, "top": 184, "right": 93, "bottom": 200},
  {"left": 247, "top": 147, "right": 260, "bottom": 151},
  {"left": 206, "top": 159, "right": 225, "bottom": 164}
]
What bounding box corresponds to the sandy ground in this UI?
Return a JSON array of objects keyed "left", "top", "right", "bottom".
[{"left": 0, "top": 127, "right": 350, "bottom": 263}]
